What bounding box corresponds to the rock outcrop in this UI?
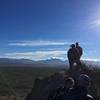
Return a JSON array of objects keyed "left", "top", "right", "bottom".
[
  {"left": 24, "top": 65, "right": 89, "bottom": 100},
  {"left": 25, "top": 72, "right": 67, "bottom": 100}
]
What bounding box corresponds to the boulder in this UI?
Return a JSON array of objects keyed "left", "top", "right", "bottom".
[{"left": 25, "top": 72, "right": 67, "bottom": 100}]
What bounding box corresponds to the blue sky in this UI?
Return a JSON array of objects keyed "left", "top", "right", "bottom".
[{"left": 0, "top": 0, "right": 100, "bottom": 60}]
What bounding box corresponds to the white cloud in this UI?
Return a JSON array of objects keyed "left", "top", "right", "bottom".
[
  {"left": 82, "top": 58, "right": 100, "bottom": 61},
  {"left": 90, "top": 20, "right": 100, "bottom": 27},
  {"left": 8, "top": 40, "right": 71, "bottom": 46},
  {"left": 1, "top": 50, "right": 100, "bottom": 61},
  {"left": 89, "top": 19, "right": 100, "bottom": 30},
  {"left": 1, "top": 50, "right": 66, "bottom": 61}
]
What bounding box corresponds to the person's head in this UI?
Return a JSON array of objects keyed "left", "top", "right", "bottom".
[
  {"left": 70, "top": 44, "right": 75, "bottom": 48},
  {"left": 76, "top": 42, "right": 79, "bottom": 46},
  {"left": 64, "top": 76, "right": 75, "bottom": 89},
  {"left": 78, "top": 74, "right": 90, "bottom": 88}
]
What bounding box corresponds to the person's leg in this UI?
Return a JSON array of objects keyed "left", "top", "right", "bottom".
[
  {"left": 69, "top": 60, "right": 73, "bottom": 72},
  {"left": 76, "top": 59, "right": 82, "bottom": 70}
]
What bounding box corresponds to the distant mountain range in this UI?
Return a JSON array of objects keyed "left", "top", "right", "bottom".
[
  {"left": 0, "top": 58, "right": 100, "bottom": 68},
  {"left": 0, "top": 58, "right": 67, "bottom": 68}
]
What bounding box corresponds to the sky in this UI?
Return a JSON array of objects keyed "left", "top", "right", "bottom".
[{"left": 1, "top": 0, "right": 100, "bottom": 61}]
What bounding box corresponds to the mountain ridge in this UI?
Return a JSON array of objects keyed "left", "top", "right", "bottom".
[{"left": 0, "top": 58, "right": 100, "bottom": 68}]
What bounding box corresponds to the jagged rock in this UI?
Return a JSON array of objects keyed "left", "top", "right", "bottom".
[
  {"left": 24, "top": 65, "right": 88, "bottom": 100},
  {"left": 25, "top": 72, "right": 67, "bottom": 100}
]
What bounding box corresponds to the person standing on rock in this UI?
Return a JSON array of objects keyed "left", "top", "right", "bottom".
[
  {"left": 75, "top": 42, "right": 83, "bottom": 59},
  {"left": 75, "top": 42, "right": 83, "bottom": 69},
  {"left": 67, "top": 44, "right": 80, "bottom": 72}
]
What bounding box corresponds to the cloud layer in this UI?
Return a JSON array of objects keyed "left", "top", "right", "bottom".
[
  {"left": 8, "top": 40, "right": 71, "bottom": 46},
  {"left": 1, "top": 50, "right": 66, "bottom": 60},
  {"left": 6, "top": 40, "right": 91, "bottom": 60}
]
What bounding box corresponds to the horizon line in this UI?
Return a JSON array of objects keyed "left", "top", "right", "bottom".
[{"left": 0, "top": 57, "right": 100, "bottom": 62}]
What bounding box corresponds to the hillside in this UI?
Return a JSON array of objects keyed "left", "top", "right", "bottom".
[{"left": 0, "top": 66, "right": 99, "bottom": 100}]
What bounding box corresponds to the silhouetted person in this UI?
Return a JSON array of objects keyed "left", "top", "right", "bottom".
[
  {"left": 48, "top": 76, "right": 75, "bottom": 100},
  {"left": 67, "top": 74, "right": 94, "bottom": 100},
  {"left": 67, "top": 44, "right": 80, "bottom": 72},
  {"left": 75, "top": 42, "right": 83, "bottom": 69},
  {"left": 76, "top": 42, "right": 83, "bottom": 59}
]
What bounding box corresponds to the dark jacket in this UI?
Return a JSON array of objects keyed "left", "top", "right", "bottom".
[
  {"left": 67, "top": 86, "right": 94, "bottom": 100},
  {"left": 48, "top": 86, "right": 70, "bottom": 100},
  {"left": 67, "top": 47, "right": 79, "bottom": 61},
  {"left": 76, "top": 46, "right": 83, "bottom": 58}
]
